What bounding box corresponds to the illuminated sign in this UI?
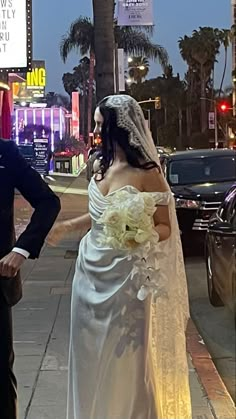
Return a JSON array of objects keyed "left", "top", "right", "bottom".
[
  {"left": 26, "top": 61, "right": 46, "bottom": 90},
  {"left": 12, "top": 60, "right": 46, "bottom": 102},
  {"left": 117, "top": 0, "right": 153, "bottom": 26},
  {"left": 72, "top": 92, "right": 80, "bottom": 139},
  {"left": 0, "top": 0, "right": 32, "bottom": 72}
]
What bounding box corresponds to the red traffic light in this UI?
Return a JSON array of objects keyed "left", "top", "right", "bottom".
[{"left": 219, "top": 102, "right": 230, "bottom": 112}]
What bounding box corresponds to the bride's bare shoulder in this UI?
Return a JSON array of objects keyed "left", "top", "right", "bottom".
[{"left": 142, "top": 167, "right": 169, "bottom": 193}]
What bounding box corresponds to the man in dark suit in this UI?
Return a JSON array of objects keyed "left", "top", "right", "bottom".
[{"left": 0, "top": 139, "right": 61, "bottom": 419}]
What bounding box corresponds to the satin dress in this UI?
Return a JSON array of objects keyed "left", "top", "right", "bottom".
[{"left": 67, "top": 178, "right": 157, "bottom": 419}]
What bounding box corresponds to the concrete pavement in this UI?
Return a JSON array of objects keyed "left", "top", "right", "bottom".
[
  {"left": 186, "top": 258, "right": 236, "bottom": 404},
  {"left": 13, "top": 174, "right": 235, "bottom": 419}
]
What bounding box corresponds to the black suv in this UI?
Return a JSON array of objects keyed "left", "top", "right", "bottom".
[
  {"left": 205, "top": 184, "right": 236, "bottom": 312},
  {"left": 162, "top": 149, "right": 236, "bottom": 235}
]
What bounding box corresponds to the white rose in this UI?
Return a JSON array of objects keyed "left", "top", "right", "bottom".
[
  {"left": 143, "top": 194, "right": 156, "bottom": 216},
  {"left": 138, "top": 213, "right": 153, "bottom": 231},
  {"left": 135, "top": 228, "right": 152, "bottom": 244},
  {"left": 121, "top": 230, "right": 138, "bottom": 249},
  {"left": 99, "top": 209, "right": 123, "bottom": 226}
]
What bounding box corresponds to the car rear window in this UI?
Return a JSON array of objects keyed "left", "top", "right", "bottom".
[{"left": 168, "top": 156, "right": 236, "bottom": 185}]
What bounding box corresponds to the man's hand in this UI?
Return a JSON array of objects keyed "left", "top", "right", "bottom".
[{"left": 0, "top": 252, "right": 26, "bottom": 278}]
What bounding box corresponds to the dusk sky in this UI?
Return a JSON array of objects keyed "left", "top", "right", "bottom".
[{"left": 33, "top": 0, "right": 231, "bottom": 94}]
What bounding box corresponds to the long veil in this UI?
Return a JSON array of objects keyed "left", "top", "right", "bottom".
[{"left": 105, "top": 95, "right": 192, "bottom": 418}]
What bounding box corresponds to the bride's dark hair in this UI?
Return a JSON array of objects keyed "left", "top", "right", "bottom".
[{"left": 97, "top": 99, "right": 159, "bottom": 179}]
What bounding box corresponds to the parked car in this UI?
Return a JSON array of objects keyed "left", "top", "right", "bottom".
[
  {"left": 162, "top": 149, "right": 236, "bottom": 234},
  {"left": 205, "top": 184, "right": 236, "bottom": 313}
]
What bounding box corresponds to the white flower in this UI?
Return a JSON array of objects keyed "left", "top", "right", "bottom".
[
  {"left": 121, "top": 230, "right": 138, "bottom": 249},
  {"left": 143, "top": 193, "right": 157, "bottom": 216},
  {"left": 97, "top": 190, "right": 155, "bottom": 251},
  {"left": 139, "top": 213, "right": 153, "bottom": 230},
  {"left": 98, "top": 209, "right": 124, "bottom": 226},
  {"left": 135, "top": 229, "right": 151, "bottom": 244}
]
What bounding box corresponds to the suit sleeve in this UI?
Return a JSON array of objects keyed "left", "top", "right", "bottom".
[{"left": 8, "top": 142, "right": 61, "bottom": 259}]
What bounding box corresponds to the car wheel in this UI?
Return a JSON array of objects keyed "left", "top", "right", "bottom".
[{"left": 206, "top": 246, "right": 224, "bottom": 307}]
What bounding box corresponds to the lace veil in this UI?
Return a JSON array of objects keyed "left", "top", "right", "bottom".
[{"left": 103, "top": 95, "right": 192, "bottom": 419}]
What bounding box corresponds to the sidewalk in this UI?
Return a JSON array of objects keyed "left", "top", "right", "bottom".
[{"left": 14, "top": 176, "right": 235, "bottom": 419}]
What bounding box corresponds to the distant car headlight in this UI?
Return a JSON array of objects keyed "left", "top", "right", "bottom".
[{"left": 175, "top": 198, "right": 201, "bottom": 209}]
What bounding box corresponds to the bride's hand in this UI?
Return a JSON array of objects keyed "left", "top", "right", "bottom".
[{"left": 46, "top": 221, "right": 71, "bottom": 246}]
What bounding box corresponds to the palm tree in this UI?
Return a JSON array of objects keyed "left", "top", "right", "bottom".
[
  {"left": 115, "top": 26, "right": 168, "bottom": 65},
  {"left": 92, "top": 0, "right": 115, "bottom": 101},
  {"left": 60, "top": 17, "right": 168, "bottom": 103},
  {"left": 61, "top": 17, "right": 95, "bottom": 141},
  {"left": 179, "top": 27, "right": 221, "bottom": 133},
  {"left": 46, "top": 92, "right": 71, "bottom": 110},
  {"left": 128, "top": 57, "right": 149, "bottom": 83},
  {"left": 62, "top": 72, "right": 79, "bottom": 97},
  {"left": 218, "top": 28, "right": 235, "bottom": 96},
  {"left": 62, "top": 58, "right": 93, "bottom": 138}
]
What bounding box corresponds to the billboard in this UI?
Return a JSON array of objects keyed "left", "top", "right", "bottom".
[
  {"left": 117, "top": 0, "right": 153, "bottom": 26},
  {"left": 12, "top": 60, "right": 46, "bottom": 102},
  {"left": 0, "top": 0, "right": 32, "bottom": 72},
  {"left": 72, "top": 92, "right": 80, "bottom": 139}
]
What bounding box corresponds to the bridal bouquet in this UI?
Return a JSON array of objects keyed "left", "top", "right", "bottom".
[{"left": 97, "top": 189, "right": 157, "bottom": 251}]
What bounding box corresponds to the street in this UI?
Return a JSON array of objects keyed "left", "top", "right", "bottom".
[
  {"left": 186, "top": 256, "right": 236, "bottom": 402},
  {"left": 13, "top": 173, "right": 235, "bottom": 419}
]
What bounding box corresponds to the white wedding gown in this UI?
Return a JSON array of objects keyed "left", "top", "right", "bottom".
[{"left": 67, "top": 178, "right": 172, "bottom": 419}]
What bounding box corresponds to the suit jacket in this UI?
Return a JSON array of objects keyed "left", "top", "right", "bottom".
[{"left": 0, "top": 139, "right": 61, "bottom": 306}]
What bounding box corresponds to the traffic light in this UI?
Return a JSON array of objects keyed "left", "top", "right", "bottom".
[
  {"left": 219, "top": 102, "right": 230, "bottom": 112},
  {"left": 155, "top": 96, "right": 161, "bottom": 110}
]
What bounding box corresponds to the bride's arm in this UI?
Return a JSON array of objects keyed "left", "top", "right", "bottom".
[
  {"left": 142, "top": 168, "right": 171, "bottom": 242},
  {"left": 63, "top": 213, "right": 91, "bottom": 232},
  {"left": 47, "top": 213, "right": 91, "bottom": 246}
]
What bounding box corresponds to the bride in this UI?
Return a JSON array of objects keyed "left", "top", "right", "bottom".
[{"left": 48, "top": 95, "right": 192, "bottom": 419}]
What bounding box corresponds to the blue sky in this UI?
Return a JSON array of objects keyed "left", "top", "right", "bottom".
[{"left": 33, "top": 0, "right": 231, "bottom": 94}]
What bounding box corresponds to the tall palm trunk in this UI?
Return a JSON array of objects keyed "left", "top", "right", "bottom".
[
  {"left": 178, "top": 108, "right": 183, "bottom": 138},
  {"left": 186, "top": 105, "right": 191, "bottom": 137},
  {"left": 219, "top": 47, "right": 228, "bottom": 96},
  {"left": 87, "top": 52, "right": 95, "bottom": 144},
  {"left": 200, "top": 64, "right": 207, "bottom": 132},
  {"left": 186, "top": 68, "right": 193, "bottom": 137},
  {"left": 92, "top": 0, "right": 115, "bottom": 102},
  {"left": 211, "top": 65, "right": 215, "bottom": 102},
  {"left": 164, "top": 106, "right": 168, "bottom": 125}
]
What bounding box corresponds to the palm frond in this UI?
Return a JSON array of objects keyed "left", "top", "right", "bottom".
[
  {"left": 116, "top": 27, "right": 168, "bottom": 70},
  {"left": 60, "top": 36, "right": 76, "bottom": 63},
  {"left": 60, "top": 16, "right": 94, "bottom": 62}
]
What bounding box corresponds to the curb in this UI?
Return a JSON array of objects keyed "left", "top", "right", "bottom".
[{"left": 187, "top": 319, "right": 235, "bottom": 419}]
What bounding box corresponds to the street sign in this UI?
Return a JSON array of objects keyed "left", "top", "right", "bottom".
[
  {"left": 33, "top": 138, "right": 49, "bottom": 175},
  {"left": 117, "top": 0, "right": 153, "bottom": 26},
  {"left": 208, "top": 112, "right": 215, "bottom": 130}
]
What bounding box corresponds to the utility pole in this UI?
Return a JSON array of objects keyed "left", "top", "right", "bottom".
[
  {"left": 201, "top": 97, "right": 218, "bottom": 148},
  {"left": 214, "top": 101, "right": 218, "bottom": 149}
]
